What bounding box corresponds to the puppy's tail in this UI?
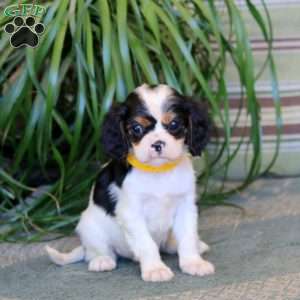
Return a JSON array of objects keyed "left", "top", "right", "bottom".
[{"left": 45, "top": 245, "right": 84, "bottom": 266}]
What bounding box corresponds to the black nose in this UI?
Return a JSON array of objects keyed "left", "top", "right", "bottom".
[{"left": 151, "top": 140, "right": 165, "bottom": 153}]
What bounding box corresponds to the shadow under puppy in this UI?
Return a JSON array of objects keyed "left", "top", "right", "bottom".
[{"left": 46, "top": 84, "right": 214, "bottom": 282}]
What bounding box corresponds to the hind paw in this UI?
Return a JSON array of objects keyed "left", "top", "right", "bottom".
[{"left": 88, "top": 256, "right": 116, "bottom": 272}]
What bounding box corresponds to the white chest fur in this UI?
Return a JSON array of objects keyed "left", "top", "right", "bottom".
[
  {"left": 114, "top": 155, "right": 196, "bottom": 246},
  {"left": 123, "top": 155, "right": 195, "bottom": 197}
]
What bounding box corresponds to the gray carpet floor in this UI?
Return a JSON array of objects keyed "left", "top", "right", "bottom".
[{"left": 1, "top": 177, "right": 300, "bottom": 300}]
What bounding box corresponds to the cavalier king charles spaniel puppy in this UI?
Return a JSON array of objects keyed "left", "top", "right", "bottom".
[{"left": 46, "top": 84, "right": 214, "bottom": 282}]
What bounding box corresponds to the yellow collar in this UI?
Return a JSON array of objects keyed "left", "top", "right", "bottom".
[{"left": 127, "top": 154, "right": 182, "bottom": 173}]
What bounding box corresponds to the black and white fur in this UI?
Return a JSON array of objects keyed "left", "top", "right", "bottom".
[{"left": 46, "top": 84, "right": 214, "bottom": 282}]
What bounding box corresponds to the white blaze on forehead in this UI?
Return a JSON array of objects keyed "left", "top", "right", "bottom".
[{"left": 134, "top": 84, "right": 174, "bottom": 120}]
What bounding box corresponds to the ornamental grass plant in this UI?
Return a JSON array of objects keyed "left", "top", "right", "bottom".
[{"left": 0, "top": 0, "right": 281, "bottom": 241}]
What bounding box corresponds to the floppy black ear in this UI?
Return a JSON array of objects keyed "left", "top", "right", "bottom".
[
  {"left": 184, "top": 98, "right": 211, "bottom": 156},
  {"left": 101, "top": 103, "right": 129, "bottom": 160}
]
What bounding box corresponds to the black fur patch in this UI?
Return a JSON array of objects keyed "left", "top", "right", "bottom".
[
  {"left": 93, "top": 160, "right": 132, "bottom": 216},
  {"left": 125, "top": 92, "right": 156, "bottom": 143},
  {"left": 101, "top": 103, "right": 129, "bottom": 160},
  {"left": 168, "top": 92, "right": 211, "bottom": 156},
  {"left": 126, "top": 91, "right": 148, "bottom": 116}
]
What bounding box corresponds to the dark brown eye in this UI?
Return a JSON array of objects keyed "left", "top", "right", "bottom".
[
  {"left": 131, "top": 124, "right": 144, "bottom": 136},
  {"left": 169, "top": 120, "right": 180, "bottom": 131}
]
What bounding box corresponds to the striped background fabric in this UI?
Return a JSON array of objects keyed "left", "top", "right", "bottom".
[{"left": 211, "top": 0, "right": 300, "bottom": 179}]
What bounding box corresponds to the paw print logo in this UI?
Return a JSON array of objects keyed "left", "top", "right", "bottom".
[{"left": 4, "top": 16, "right": 45, "bottom": 48}]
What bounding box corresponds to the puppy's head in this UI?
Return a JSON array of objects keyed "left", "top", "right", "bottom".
[{"left": 101, "top": 84, "right": 210, "bottom": 164}]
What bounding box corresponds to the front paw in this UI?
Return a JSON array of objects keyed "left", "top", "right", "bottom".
[
  {"left": 142, "top": 262, "right": 174, "bottom": 282},
  {"left": 180, "top": 257, "right": 215, "bottom": 277}
]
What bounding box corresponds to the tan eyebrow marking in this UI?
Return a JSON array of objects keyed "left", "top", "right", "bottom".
[
  {"left": 134, "top": 116, "right": 152, "bottom": 127},
  {"left": 161, "top": 111, "right": 176, "bottom": 125}
]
